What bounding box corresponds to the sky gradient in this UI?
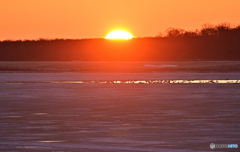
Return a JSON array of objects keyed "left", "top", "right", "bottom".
[{"left": 1, "top": 0, "right": 240, "bottom": 40}]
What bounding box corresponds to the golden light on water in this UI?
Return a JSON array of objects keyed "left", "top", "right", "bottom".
[{"left": 105, "top": 30, "right": 133, "bottom": 40}]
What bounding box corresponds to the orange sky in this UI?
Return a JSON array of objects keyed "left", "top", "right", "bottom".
[{"left": 0, "top": 0, "right": 240, "bottom": 40}]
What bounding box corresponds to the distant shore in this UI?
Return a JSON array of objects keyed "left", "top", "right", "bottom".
[{"left": 1, "top": 23, "right": 240, "bottom": 61}]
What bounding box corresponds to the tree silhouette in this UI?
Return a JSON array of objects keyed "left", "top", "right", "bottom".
[
  {"left": 0, "top": 23, "right": 240, "bottom": 61},
  {"left": 165, "top": 28, "right": 185, "bottom": 37}
]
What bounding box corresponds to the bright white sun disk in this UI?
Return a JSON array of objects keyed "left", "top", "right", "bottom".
[{"left": 105, "top": 31, "right": 133, "bottom": 40}]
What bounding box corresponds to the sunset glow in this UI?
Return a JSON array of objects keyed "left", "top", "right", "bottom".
[
  {"left": 0, "top": 0, "right": 240, "bottom": 40},
  {"left": 105, "top": 31, "right": 133, "bottom": 40}
]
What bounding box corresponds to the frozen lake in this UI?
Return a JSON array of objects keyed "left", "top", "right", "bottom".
[{"left": 0, "top": 72, "right": 240, "bottom": 151}]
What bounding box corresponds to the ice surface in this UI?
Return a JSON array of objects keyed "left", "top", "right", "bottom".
[{"left": 0, "top": 72, "right": 239, "bottom": 151}]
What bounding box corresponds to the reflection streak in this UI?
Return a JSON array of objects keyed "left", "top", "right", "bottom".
[{"left": 2, "top": 80, "right": 240, "bottom": 84}]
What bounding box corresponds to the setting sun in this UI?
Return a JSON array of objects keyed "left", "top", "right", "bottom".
[{"left": 105, "top": 31, "right": 133, "bottom": 40}]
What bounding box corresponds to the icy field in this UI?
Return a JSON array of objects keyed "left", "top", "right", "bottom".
[{"left": 0, "top": 72, "right": 240, "bottom": 152}]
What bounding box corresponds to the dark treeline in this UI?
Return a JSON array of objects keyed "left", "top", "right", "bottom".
[{"left": 1, "top": 23, "right": 240, "bottom": 61}]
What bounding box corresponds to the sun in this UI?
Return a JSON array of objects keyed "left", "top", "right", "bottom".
[{"left": 105, "top": 30, "right": 133, "bottom": 40}]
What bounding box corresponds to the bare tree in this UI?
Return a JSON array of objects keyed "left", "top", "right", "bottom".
[{"left": 165, "top": 28, "right": 185, "bottom": 37}]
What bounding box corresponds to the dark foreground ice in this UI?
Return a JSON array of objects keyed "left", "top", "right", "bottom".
[{"left": 0, "top": 72, "right": 240, "bottom": 152}]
